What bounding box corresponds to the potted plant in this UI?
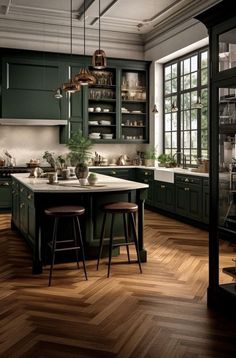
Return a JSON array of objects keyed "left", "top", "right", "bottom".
[
  {"left": 157, "top": 154, "right": 176, "bottom": 168},
  {"left": 143, "top": 146, "right": 158, "bottom": 167},
  {"left": 66, "top": 130, "right": 93, "bottom": 183}
]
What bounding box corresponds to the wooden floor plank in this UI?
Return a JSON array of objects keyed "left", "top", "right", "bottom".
[{"left": 0, "top": 211, "right": 236, "bottom": 357}]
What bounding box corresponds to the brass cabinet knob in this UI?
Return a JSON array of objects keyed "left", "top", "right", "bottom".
[
  {"left": 161, "top": 185, "right": 166, "bottom": 189},
  {"left": 184, "top": 178, "right": 189, "bottom": 183},
  {"left": 111, "top": 171, "right": 116, "bottom": 175},
  {"left": 144, "top": 179, "right": 148, "bottom": 183},
  {"left": 20, "top": 188, "right": 24, "bottom": 192},
  {"left": 20, "top": 203, "right": 25, "bottom": 208},
  {"left": 144, "top": 172, "right": 148, "bottom": 175},
  {"left": 184, "top": 187, "right": 190, "bottom": 191},
  {"left": 27, "top": 194, "right": 32, "bottom": 200}
]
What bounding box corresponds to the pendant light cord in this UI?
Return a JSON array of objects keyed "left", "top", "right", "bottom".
[
  {"left": 99, "top": 0, "right": 101, "bottom": 51},
  {"left": 70, "top": 0, "right": 72, "bottom": 58},
  {"left": 83, "top": 0, "right": 86, "bottom": 57}
]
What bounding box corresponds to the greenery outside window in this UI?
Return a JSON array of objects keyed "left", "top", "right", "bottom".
[{"left": 163, "top": 48, "right": 208, "bottom": 166}]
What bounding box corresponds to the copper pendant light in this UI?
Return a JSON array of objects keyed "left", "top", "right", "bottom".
[
  {"left": 92, "top": 0, "right": 107, "bottom": 69},
  {"left": 62, "top": 0, "right": 80, "bottom": 93},
  {"left": 73, "top": 0, "right": 96, "bottom": 86}
]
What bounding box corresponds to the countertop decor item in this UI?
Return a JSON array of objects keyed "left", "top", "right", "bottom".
[
  {"left": 92, "top": 0, "right": 107, "bottom": 69},
  {"left": 66, "top": 130, "right": 93, "bottom": 180},
  {"left": 87, "top": 172, "right": 98, "bottom": 185},
  {"left": 144, "top": 146, "right": 158, "bottom": 167}
]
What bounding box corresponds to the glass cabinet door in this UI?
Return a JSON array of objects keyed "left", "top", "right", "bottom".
[
  {"left": 219, "top": 28, "right": 236, "bottom": 72},
  {"left": 219, "top": 86, "right": 236, "bottom": 231}
]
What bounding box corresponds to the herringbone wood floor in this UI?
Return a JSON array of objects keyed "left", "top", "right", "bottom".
[{"left": 0, "top": 211, "right": 236, "bottom": 357}]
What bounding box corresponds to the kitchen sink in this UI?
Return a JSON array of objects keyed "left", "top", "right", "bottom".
[{"left": 154, "top": 168, "right": 175, "bottom": 183}]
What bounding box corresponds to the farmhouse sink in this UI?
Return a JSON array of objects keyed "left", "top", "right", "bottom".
[{"left": 154, "top": 168, "right": 175, "bottom": 183}]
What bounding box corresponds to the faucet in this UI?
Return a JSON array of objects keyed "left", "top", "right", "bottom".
[{"left": 173, "top": 151, "right": 187, "bottom": 169}]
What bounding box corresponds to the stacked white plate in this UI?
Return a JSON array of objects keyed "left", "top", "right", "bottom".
[
  {"left": 102, "top": 133, "right": 113, "bottom": 139},
  {"left": 89, "top": 121, "right": 99, "bottom": 125},
  {"left": 89, "top": 132, "right": 101, "bottom": 139},
  {"left": 100, "top": 120, "right": 111, "bottom": 125}
]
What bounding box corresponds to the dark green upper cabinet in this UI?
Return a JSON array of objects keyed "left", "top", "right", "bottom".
[
  {"left": 0, "top": 49, "right": 150, "bottom": 144},
  {"left": 2, "top": 57, "right": 62, "bottom": 119}
]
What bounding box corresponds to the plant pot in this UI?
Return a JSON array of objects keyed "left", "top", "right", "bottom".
[
  {"left": 144, "top": 159, "right": 155, "bottom": 167},
  {"left": 75, "top": 162, "right": 89, "bottom": 180},
  {"left": 87, "top": 174, "right": 98, "bottom": 186}
]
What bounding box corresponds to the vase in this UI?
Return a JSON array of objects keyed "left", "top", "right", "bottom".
[{"left": 75, "top": 162, "right": 89, "bottom": 180}]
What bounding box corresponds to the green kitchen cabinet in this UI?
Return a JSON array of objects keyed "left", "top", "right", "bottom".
[
  {"left": 175, "top": 175, "right": 203, "bottom": 222},
  {"left": 18, "top": 183, "right": 35, "bottom": 247},
  {"left": 136, "top": 169, "right": 154, "bottom": 206},
  {"left": 12, "top": 179, "right": 19, "bottom": 227},
  {"left": 0, "top": 179, "right": 12, "bottom": 211},
  {"left": 153, "top": 181, "right": 175, "bottom": 212},
  {"left": 1, "top": 57, "right": 63, "bottom": 119},
  {"left": 202, "top": 179, "right": 209, "bottom": 224},
  {"left": 89, "top": 167, "right": 133, "bottom": 180}
]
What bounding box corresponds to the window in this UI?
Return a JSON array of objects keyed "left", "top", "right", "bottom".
[{"left": 163, "top": 48, "right": 208, "bottom": 165}]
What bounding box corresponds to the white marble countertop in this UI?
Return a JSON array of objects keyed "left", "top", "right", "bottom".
[
  {"left": 11, "top": 173, "right": 149, "bottom": 193},
  {"left": 89, "top": 165, "right": 156, "bottom": 170}
]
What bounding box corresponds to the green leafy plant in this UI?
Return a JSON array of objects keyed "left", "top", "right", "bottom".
[
  {"left": 66, "top": 130, "right": 93, "bottom": 165},
  {"left": 144, "top": 146, "right": 158, "bottom": 160},
  {"left": 157, "top": 154, "right": 176, "bottom": 167}
]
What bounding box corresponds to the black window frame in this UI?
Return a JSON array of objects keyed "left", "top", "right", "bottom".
[{"left": 163, "top": 46, "right": 208, "bottom": 166}]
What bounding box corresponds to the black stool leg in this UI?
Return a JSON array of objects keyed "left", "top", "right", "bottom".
[
  {"left": 49, "top": 217, "right": 59, "bottom": 286},
  {"left": 72, "top": 217, "right": 80, "bottom": 269},
  {"left": 123, "top": 213, "right": 130, "bottom": 263},
  {"left": 130, "top": 213, "right": 142, "bottom": 274},
  {"left": 76, "top": 216, "right": 88, "bottom": 281},
  {"left": 97, "top": 213, "right": 107, "bottom": 270},
  {"left": 108, "top": 213, "right": 115, "bottom": 278}
]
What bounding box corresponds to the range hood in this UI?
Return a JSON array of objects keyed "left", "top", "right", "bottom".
[{"left": 0, "top": 118, "right": 67, "bottom": 126}]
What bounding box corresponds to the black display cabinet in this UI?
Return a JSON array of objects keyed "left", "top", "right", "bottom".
[{"left": 196, "top": 1, "right": 236, "bottom": 311}]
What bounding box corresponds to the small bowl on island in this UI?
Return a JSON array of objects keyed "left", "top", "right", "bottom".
[{"left": 87, "top": 173, "right": 98, "bottom": 186}]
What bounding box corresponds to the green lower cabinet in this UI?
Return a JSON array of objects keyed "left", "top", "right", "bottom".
[
  {"left": 202, "top": 179, "right": 209, "bottom": 224},
  {"left": 153, "top": 181, "right": 175, "bottom": 212},
  {"left": 0, "top": 179, "right": 12, "bottom": 211},
  {"left": 136, "top": 169, "right": 154, "bottom": 206},
  {"left": 175, "top": 176, "right": 203, "bottom": 222},
  {"left": 12, "top": 180, "right": 19, "bottom": 226},
  {"left": 89, "top": 168, "right": 133, "bottom": 180},
  {"left": 18, "top": 184, "right": 35, "bottom": 246}
]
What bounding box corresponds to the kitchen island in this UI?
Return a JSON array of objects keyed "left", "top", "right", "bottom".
[{"left": 11, "top": 173, "right": 148, "bottom": 274}]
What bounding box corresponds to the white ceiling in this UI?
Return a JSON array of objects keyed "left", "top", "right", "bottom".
[{"left": 0, "top": 0, "right": 222, "bottom": 36}]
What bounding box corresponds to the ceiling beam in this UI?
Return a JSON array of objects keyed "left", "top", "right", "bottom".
[
  {"left": 90, "top": 0, "right": 119, "bottom": 26},
  {"left": 77, "top": 0, "right": 96, "bottom": 20}
]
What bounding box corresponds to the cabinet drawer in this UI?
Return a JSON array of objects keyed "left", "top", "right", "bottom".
[
  {"left": 175, "top": 175, "right": 202, "bottom": 186},
  {"left": 137, "top": 169, "right": 154, "bottom": 180}
]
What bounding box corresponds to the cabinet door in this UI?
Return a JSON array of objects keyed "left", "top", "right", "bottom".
[
  {"left": 12, "top": 181, "right": 19, "bottom": 226},
  {"left": 153, "top": 181, "right": 165, "bottom": 208},
  {"left": 188, "top": 184, "right": 202, "bottom": 221},
  {"left": 19, "top": 186, "right": 28, "bottom": 236},
  {"left": 175, "top": 184, "right": 188, "bottom": 216},
  {"left": 202, "top": 182, "right": 209, "bottom": 224},
  {"left": 164, "top": 183, "right": 176, "bottom": 212},
  {"left": 0, "top": 180, "right": 12, "bottom": 210},
  {"left": 2, "top": 58, "right": 61, "bottom": 119}
]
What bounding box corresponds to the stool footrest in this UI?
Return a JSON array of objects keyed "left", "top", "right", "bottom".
[
  {"left": 112, "top": 242, "right": 135, "bottom": 248},
  {"left": 52, "top": 246, "right": 81, "bottom": 252}
]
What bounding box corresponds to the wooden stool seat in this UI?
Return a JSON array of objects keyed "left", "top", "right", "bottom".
[
  {"left": 45, "top": 206, "right": 85, "bottom": 217},
  {"left": 45, "top": 205, "right": 88, "bottom": 286},
  {"left": 103, "top": 202, "right": 138, "bottom": 213},
  {"left": 97, "top": 201, "right": 142, "bottom": 277}
]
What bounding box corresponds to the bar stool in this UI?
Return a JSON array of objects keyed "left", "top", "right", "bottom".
[
  {"left": 45, "top": 205, "right": 88, "bottom": 286},
  {"left": 97, "top": 202, "right": 142, "bottom": 277}
]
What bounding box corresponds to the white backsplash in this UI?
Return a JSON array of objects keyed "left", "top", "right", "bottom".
[{"left": 0, "top": 126, "right": 146, "bottom": 166}]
